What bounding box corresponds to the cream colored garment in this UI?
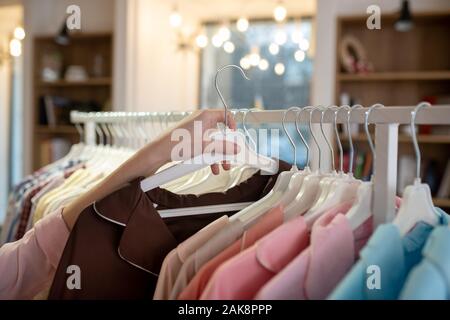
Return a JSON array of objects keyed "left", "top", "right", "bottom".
[
  {"left": 169, "top": 219, "right": 245, "bottom": 299},
  {"left": 154, "top": 215, "right": 229, "bottom": 300}
]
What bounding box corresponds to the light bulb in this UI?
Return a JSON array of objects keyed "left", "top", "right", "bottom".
[
  {"left": 224, "top": 41, "right": 235, "bottom": 53},
  {"left": 9, "top": 38, "right": 22, "bottom": 57},
  {"left": 299, "top": 38, "right": 310, "bottom": 51},
  {"left": 14, "top": 27, "right": 25, "bottom": 40},
  {"left": 196, "top": 34, "right": 208, "bottom": 48},
  {"left": 295, "top": 50, "right": 305, "bottom": 62},
  {"left": 236, "top": 17, "right": 249, "bottom": 32},
  {"left": 275, "top": 30, "right": 287, "bottom": 45},
  {"left": 291, "top": 31, "right": 301, "bottom": 43},
  {"left": 274, "top": 62, "right": 285, "bottom": 75},
  {"left": 249, "top": 53, "right": 260, "bottom": 66},
  {"left": 212, "top": 34, "right": 223, "bottom": 47},
  {"left": 258, "top": 59, "right": 269, "bottom": 71},
  {"left": 269, "top": 43, "right": 279, "bottom": 55},
  {"left": 273, "top": 3, "right": 287, "bottom": 22},
  {"left": 218, "top": 26, "right": 230, "bottom": 41},
  {"left": 169, "top": 9, "right": 182, "bottom": 28},
  {"left": 240, "top": 57, "right": 251, "bottom": 70}
]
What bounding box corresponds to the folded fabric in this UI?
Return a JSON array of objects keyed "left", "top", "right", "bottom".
[
  {"left": 178, "top": 206, "right": 284, "bottom": 300},
  {"left": 200, "top": 214, "right": 309, "bottom": 300},
  {"left": 329, "top": 208, "right": 448, "bottom": 300},
  {"left": 400, "top": 224, "right": 450, "bottom": 300},
  {"left": 256, "top": 201, "right": 372, "bottom": 300}
]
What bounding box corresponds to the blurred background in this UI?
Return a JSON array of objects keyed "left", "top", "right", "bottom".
[{"left": 0, "top": 0, "right": 449, "bottom": 221}]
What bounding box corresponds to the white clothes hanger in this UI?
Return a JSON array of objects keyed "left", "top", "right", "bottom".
[
  {"left": 346, "top": 104, "right": 382, "bottom": 230},
  {"left": 230, "top": 107, "right": 300, "bottom": 227},
  {"left": 304, "top": 106, "right": 362, "bottom": 226},
  {"left": 140, "top": 65, "right": 278, "bottom": 193},
  {"left": 393, "top": 102, "right": 441, "bottom": 236},
  {"left": 284, "top": 107, "right": 325, "bottom": 220}
]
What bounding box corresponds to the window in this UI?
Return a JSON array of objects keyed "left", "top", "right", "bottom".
[
  {"left": 200, "top": 18, "right": 314, "bottom": 167},
  {"left": 200, "top": 18, "right": 313, "bottom": 109}
]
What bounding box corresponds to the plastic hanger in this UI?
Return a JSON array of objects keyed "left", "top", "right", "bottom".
[
  {"left": 393, "top": 102, "right": 441, "bottom": 236},
  {"left": 140, "top": 65, "right": 278, "bottom": 193},
  {"left": 284, "top": 106, "right": 325, "bottom": 220},
  {"left": 273, "top": 106, "right": 312, "bottom": 208},
  {"left": 305, "top": 106, "right": 339, "bottom": 211},
  {"left": 229, "top": 107, "right": 301, "bottom": 227},
  {"left": 304, "top": 105, "right": 362, "bottom": 226},
  {"left": 222, "top": 108, "right": 259, "bottom": 191},
  {"left": 346, "top": 104, "right": 383, "bottom": 230}
]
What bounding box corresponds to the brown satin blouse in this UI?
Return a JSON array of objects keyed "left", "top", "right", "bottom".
[{"left": 48, "top": 160, "right": 291, "bottom": 299}]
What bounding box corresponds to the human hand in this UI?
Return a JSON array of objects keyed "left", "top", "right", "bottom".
[{"left": 161, "top": 109, "right": 239, "bottom": 174}]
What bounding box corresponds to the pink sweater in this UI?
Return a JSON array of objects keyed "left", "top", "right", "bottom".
[{"left": 0, "top": 208, "right": 69, "bottom": 299}]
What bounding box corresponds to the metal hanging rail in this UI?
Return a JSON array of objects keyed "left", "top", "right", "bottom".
[{"left": 70, "top": 105, "right": 450, "bottom": 228}]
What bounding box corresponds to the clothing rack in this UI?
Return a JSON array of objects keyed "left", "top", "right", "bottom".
[{"left": 70, "top": 105, "right": 450, "bottom": 228}]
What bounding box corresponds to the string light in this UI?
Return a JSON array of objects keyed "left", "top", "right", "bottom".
[
  {"left": 291, "top": 31, "right": 301, "bottom": 44},
  {"left": 212, "top": 34, "right": 223, "bottom": 47},
  {"left": 169, "top": 6, "right": 182, "bottom": 28},
  {"left": 273, "top": 1, "right": 287, "bottom": 22},
  {"left": 249, "top": 53, "right": 260, "bottom": 66},
  {"left": 218, "top": 25, "right": 231, "bottom": 41},
  {"left": 299, "top": 38, "right": 310, "bottom": 51},
  {"left": 9, "top": 39, "right": 22, "bottom": 57},
  {"left": 236, "top": 17, "right": 249, "bottom": 32},
  {"left": 269, "top": 43, "right": 279, "bottom": 55},
  {"left": 274, "top": 62, "right": 285, "bottom": 75},
  {"left": 14, "top": 27, "right": 25, "bottom": 40},
  {"left": 240, "top": 56, "right": 251, "bottom": 70},
  {"left": 294, "top": 50, "right": 305, "bottom": 62},
  {"left": 224, "top": 41, "right": 235, "bottom": 53},
  {"left": 275, "top": 30, "right": 287, "bottom": 45},
  {"left": 258, "top": 59, "right": 269, "bottom": 71},
  {"left": 196, "top": 34, "right": 208, "bottom": 48}
]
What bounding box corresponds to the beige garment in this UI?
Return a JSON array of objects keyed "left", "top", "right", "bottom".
[
  {"left": 153, "top": 215, "right": 230, "bottom": 300},
  {"left": 169, "top": 219, "right": 245, "bottom": 299}
]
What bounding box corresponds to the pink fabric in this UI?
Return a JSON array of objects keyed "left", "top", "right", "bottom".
[
  {"left": 200, "top": 214, "right": 309, "bottom": 300},
  {"left": 0, "top": 208, "right": 69, "bottom": 299},
  {"left": 255, "top": 197, "right": 402, "bottom": 300},
  {"left": 178, "top": 206, "right": 284, "bottom": 300}
]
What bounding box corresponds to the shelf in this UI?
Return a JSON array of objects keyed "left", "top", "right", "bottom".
[
  {"left": 339, "top": 134, "right": 450, "bottom": 144},
  {"left": 338, "top": 71, "right": 450, "bottom": 82},
  {"left": 35, "top": 125, "right": 78, "bottom": 135},
  {"left": 38, "top": 78, "right": 112, "bottom": 87},
  {"left": 433, "top": 198, "right": 450, "bottom": 207}
]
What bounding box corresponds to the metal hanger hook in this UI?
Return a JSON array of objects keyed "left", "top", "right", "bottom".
[
  {"left": 308, "top": 106, "right": 322, "bottom": 171},
  {"left": 295, "top": 107, "right": 311, "bottom": 168},
  {"left": 364, "top": 103, "right": 385, "bottom": 165},
  {"left": 318, "top": 106, "right": 335, "bottom": 172},
  {"left": 411, "top": 102, "right": 431, "bottom": 181},
  {"left": 332, "top": 106, "right": 344, "bottom": 173},
  {"left": 282, "top": 107, "right": 301, "bottom": 166},
  {"left": 346, "top": 104, "right": 364, "bottom": 174},
  {"left": 242, "top": 108, "right": 258, "bottom": 151},
  {"left": 215, "top": 64, "right": 250, "bottom": 130}
]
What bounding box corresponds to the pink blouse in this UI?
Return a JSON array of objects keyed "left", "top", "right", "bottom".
[{"left": 0, "top": 208, "right": 69, "bottom": 299}]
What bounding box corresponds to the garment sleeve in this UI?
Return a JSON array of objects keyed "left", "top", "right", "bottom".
[
  {"left": 0, "top": 208, "right": 70, "bottom": 299},
  {"left": 327, "top": 261, "right": 366, "bottom": 300}
]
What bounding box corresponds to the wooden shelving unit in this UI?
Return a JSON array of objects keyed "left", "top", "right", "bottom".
[
  {"left": 340, "top": 134, "right": 450, "bottom": 144},
  {"left": 32, "top": 33, "right": 113, "bottom": 170},
  {"left": 338, "top": 71, "right": 450, "bottom": 82},
  {"left": 335, "top": 12, "right": 450, "bottom": 209}
]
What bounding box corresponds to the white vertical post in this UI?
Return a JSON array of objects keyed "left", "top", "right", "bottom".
[
  {"left": 84, "top": 121, "right": 96, "bottom": 146},
  {"left": 373, "top": 123, "right": 399, "bottom": 227}
]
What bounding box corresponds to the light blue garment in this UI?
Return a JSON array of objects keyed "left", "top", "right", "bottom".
[
  {"left": 400, "top": 214, "right": 450, "bottom": 299},
  {"left": 328, "top": 208, "right": 448, "bottom": 300}
]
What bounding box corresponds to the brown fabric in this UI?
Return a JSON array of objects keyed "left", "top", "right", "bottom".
[{"left": 48, "top": 160, "right": 291, "bottom": 300}]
